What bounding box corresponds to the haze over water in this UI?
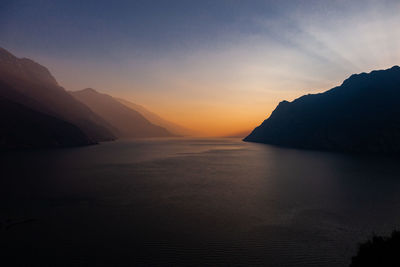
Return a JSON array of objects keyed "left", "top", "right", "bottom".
[{"left": 2, "top": 138, "right": 400, "bottom": 266}]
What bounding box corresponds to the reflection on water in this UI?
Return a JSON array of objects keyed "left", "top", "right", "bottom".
[{"left": 1, "top": 138, "right": 400, "bottom": 266}]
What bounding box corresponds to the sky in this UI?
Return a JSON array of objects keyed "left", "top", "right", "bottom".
[{"left": 1, "top": 0, "right": 400, "bottom": 136}]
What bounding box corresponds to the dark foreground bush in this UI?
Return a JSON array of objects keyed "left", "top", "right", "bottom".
[{"left": 350, "top": 230, "right": 400, "bottom": 266}]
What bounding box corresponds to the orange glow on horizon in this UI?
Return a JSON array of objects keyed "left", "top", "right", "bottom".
[
  {"left": 119, "top": 93, "right": 279, "bottom": 137},
  {"left": 33, "top": 0, "right": 400, "bottom": 138}
]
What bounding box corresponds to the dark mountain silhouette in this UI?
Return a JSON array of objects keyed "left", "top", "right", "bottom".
[
  {"left": 70, "top": 89, "right": 173, "bottom": 138},
  {"left": 0, "top": 47, "right": 116, "bottom": 143},
  {"left": 244, "top": 66, "right": 400, "bottom": 153},
  {"left": 0, "top": 93, "right": 94, "bottom": 149},
  {"left": 116, "top": 98, "right": 197, "bottom": 136}
]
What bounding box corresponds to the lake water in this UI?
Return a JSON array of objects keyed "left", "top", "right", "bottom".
[{"left": 1, "top": 138, "right": 400, "bottom": 266}]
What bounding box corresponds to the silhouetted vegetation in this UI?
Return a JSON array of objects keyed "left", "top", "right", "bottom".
[{"left": 350, "top": 230, "right": 400, "bottom": 267}]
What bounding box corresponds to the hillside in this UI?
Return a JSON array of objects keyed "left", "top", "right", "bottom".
[
  {"left": 0, "top": 47, "right": 116, "bottom": 142},
  {"left": 71, "top": 89, "right": 173, "bottom": 138},
  {"left": 244, "top": 66, "right": 400, "bottom": 153}
]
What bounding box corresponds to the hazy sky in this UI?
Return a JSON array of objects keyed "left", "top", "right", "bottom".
[{"left": 1, "top": 0, "right": 400, "bottom": 135}]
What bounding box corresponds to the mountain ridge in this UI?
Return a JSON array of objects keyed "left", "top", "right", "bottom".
[
  {"left": 0, "top": 47, "right": 116, "bottom": 143},
  {"left": 70, "top": 88, "right": 174, "bottom": 138},
  {"left": 244, "top": 66, "right": 400, "bottom": 154},
  {"left": 116, "top": 98, "right": 196, "bottom": 136},
  {"left": 0, "top": 90, "right": 95, "bottom": 149}
]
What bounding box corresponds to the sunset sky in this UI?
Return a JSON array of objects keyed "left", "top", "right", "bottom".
[{"left": 1, "top": 0, "right": 400, "bottom": 136}]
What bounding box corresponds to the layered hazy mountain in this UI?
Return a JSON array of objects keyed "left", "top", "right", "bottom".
[
  {"left": 245, "top": 66, "right": 400, "bottom": 153},
  {"left": 0, "top": 47, "right": 180, "bottom": 148},
  {"left": 116, "top": 98, "right": 196, "bottom": 136},
  {"left": 0, "top": 47, "right": 116, "bottom": 147},
  {"left": 0, "top": 91, "right": 94, "bottom": 149},
  {"left": 70, "top": 88, "right": 173, "bottom": 138}
]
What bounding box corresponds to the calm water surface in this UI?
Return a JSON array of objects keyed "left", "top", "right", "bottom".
[{"left": 1, "top": 138, "right": 400, "bottom": 266}]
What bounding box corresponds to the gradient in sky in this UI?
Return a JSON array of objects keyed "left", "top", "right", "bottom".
[{"left": 1, "top": 0, "right": 400, "bottom": 136}]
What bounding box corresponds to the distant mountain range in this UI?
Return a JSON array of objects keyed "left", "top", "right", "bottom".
[
  {"left": 70, "top": 88, "right": 172, "bottom": 138},
  {"left": 0, "top": 47, "right": 118, "bottom": 140},
  {"left": 245, "top": 66, "right": 400, "bottom": 154},
  {"left": 0, "top": 47, "right": 182, "bottom": 149},
  {"left": 116, "top": 98, "right": 196, "bottom": 136}
]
